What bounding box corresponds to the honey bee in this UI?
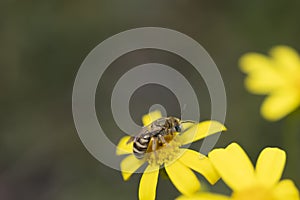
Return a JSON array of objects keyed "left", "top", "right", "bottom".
[{"left": 127, "top": 117, "right": 195, "bottom": 159}]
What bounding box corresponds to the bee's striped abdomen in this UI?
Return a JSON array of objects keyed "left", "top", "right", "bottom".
[{"left": 133, "top": 135, "right": 151, "bottom": 159}]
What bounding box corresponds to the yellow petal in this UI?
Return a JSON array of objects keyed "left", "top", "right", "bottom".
[
  {"left": 208, "top": 143, "right": 255, "bottom": 191},
  {"left": 120, "top": 154, "right": 145, "bottom": 181},
  {"left": 181, "top": 122, "right": 196, "bottom": 131},
  {"left": 261, "top": 89, "right": 300, "bottom": 121},
  {"left": 239, "top": 53, "right": 288, "bottom": 94},
  {"left": 178, "top": 121, "right": 226, "bottom": 145},
  {"left": 139, "top": 165, "right": 159, "bottom": 200},
  {"left": 244, "top": 72, "right": 287, "bottom": 95},
  {"left": 255, "top": 147, "right": 286, "bottom": 187},
  {"left": 178, "top": 149, "right": 220, "bottom": 185},
  {"left": 165, "top": 160, "right": 201, "bottom": 195},
  {"left": 239, "top": 53, "right": 272, "bottom": 73},
  {"left": 270, "top": 46, "right": 300, "bottom": 73},
  {"left": 116, "top": 136, "right": 133, "bottom": 155},
  {"left": 142, "top": 110, "right": 162, "bottom": 126},
  {"left": 273, "top": 179, "right": 300, "bottom": 200},
  {"left": 176, "top": 193, "right": 230, "bottom": 200}
]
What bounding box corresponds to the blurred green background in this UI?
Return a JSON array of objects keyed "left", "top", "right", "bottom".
[{"left": 1, "top": 0, "right": 300, "bottom": 199}]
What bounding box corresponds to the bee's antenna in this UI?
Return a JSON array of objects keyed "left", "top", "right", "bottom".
[
  {"left": 181, "top": 120, "right": 197, "bottom": 124},
  {"left": 126, "top": 136, "right": 135, "bottom": 144}
]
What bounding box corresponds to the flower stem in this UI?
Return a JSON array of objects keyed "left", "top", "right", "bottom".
[{"left": 282, "top": 108, "right": 300, "bottom": 184}]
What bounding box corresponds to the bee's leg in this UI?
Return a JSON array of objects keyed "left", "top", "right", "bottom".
[
  {"left": 152, "top": 137, "right": 158, "bottom": 159},
  {"left": 152, "top": 137, "right": 158, "bottom": 151},
  {"left": 158, "top": 135, "right": 169, "bottom": 147}
]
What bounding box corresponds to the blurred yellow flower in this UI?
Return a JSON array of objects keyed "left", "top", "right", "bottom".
[
  {"left": 239, "top": 46, "right": 300, "bottom": 121},
  {"left": 116, "top": 110, "right": 226, "bottom": 200},
  {"left": 177, "top": 143, "right": 300, "bottom": 200}
]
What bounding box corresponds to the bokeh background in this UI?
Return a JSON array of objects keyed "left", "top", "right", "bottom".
[{"left": 1, "top": 0, "right": 300, "bottom": 199}]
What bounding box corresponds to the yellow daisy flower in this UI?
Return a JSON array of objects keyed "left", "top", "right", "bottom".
[
  {"left": 116, "top": 110, "right": 226, "bottom": 200},
  {"left": 177, "top": 143, "right": 300, "bottom": 200},
  {"left": 239, "top": 46, "right": 300, "bottom": 121}
]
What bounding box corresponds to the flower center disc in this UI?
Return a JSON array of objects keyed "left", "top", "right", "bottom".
[{"left": 145, "top": 134, "right": 181, "bottom": 166}]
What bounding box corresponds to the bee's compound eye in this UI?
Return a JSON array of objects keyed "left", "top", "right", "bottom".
[{"left": 175, "top": 125, "right": 181, "bottom": 132}]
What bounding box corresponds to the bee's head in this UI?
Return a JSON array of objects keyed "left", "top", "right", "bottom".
[
  {"left": 172, "top": 117, "right": 182, "bottom": 132},
  {"left": 174, "top": 124, "right": 182, "bottom": 132}
]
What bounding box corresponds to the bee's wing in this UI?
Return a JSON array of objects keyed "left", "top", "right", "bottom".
[
  {"left": 126, "top": 117, "right": 167, "bottom": 144},
  {"left": 126, "top": 126, "right": 149, "bottom": 144},
  {"left": 152, "top": 117, "right": 169, "bottom": 127}
]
